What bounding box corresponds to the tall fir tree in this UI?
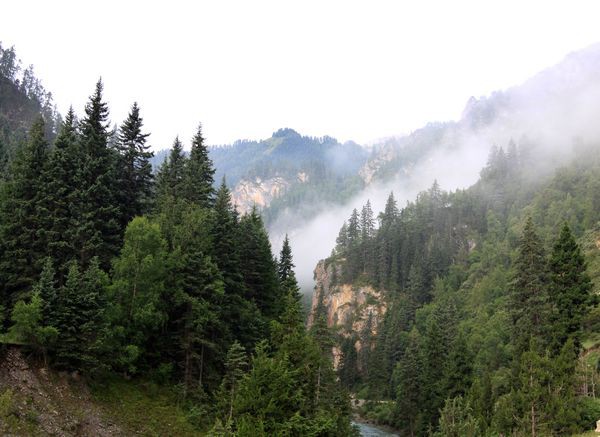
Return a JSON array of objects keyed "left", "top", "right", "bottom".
[
  {"left": 41, "top": 107, "right": 82, "bottom": 282},
  {"left": 75, "top": 79, "right": 121, "bottom": 268},
  {"left": 548, "top": 223, "right": 593, "bottom": 353},
  {"left": 0, "top": 117, "right": 50, "bottom": 304},
  {"left": 278, "top": 234, "right": 301, "bottom": 300},
  {"left": 238, "top": 207, "right": 281, "bottom": 320},
  {"left": 115, "top": 102, "right": 153, "bottom": 227},
  {"left": 510, "top": 217, "right": 550, "bottom": 358},
  {"left": 183, "top": 123, "right": 215, "bottom": 208},
  {"left": 156, "top": 136, "right": 186, "bottom": 203}
]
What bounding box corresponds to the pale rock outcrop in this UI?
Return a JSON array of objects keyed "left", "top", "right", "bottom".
[{"left": 309, "top": 260, "right": 387, "bottom": 369}]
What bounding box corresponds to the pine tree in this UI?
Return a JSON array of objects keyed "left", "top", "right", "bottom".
[
  {"left": 53, "top": 258, "right": 108, "bottom": 371},
  {"left": 238, "top": 208, "right": 280, "bottom": 320},
  {"left": 548, "top": 223, "right": 593, "bottom": 354},
  {"left": 42, "top": 108, "right": 82, "bottom": 281},
  {"left": 168, "top": 207, "right": 225, "bottom": 393},
  {"left": 75, "top": 79, "right": 121, "bottom": 268},
  {"left": 335, "top": 221, "right": 348, "bottom": 252},
  {"left": 156, "top": 136, "right": 186, "bottom": 203},
  {"left": 115, "top": 102, "right": 153, "bottom": 227},
  {"left": 510, "top": 217, "right": 550, "bottom": 357},
  {"left": 212, "top": 179, "right": 261, "bottom": 347},
  {"left": 35, "top": 258, "right": 57, "bottom": 326},
  {"left": 394, "top": 328, "right": 423, "bottom": 436},
  {"left": 360, "top": 200, "right": 375, "bottom": 241},
  {"left": 278, "top": 234, "right": 301, "bottom": 300},
  {"left": 222, "top": 341, "right": 247, "bottom": 422},
  {"left": 183, "top": 123, "right": 215, "bottom": 208},
  {"left": 0, "top": 117, "right": 50, "bottom": 304}
]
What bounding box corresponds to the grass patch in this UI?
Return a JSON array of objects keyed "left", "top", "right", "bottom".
[{"left": 91, "top": 378, "right": 201, "bottom": 436}]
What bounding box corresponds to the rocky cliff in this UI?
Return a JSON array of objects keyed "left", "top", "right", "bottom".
[
  {"left": 309, "top": 260, "right": 387, "bottom": 369},
  {"left": 231, "top": 172, "right": 309, "bottom": 215}
]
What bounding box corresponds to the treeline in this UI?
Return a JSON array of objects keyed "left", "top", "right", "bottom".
[
  {"left": 330, "top": 139, "right": 600, "bottom": 435},
  {"left": 0, "top": 79, "right": 353, "bottom": 434}
]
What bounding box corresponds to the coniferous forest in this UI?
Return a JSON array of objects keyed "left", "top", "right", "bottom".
[
  {"left": 0, "top": 44, "right": 354, "bottom": 436},
  {"left": 328, "top": 141, "right": 600, "bottom": 435},
  {"left": 3, "top": 22, "right": 600, "bottom": 437}
]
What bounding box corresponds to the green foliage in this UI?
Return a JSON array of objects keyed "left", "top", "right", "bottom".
[
  {"left": 183, "top": 123, "right": 215, "bottom": 208},
  {"left": 7, "top": 291, "right": 58, "bottom": 352},
  {"left": 549, "top": 223, "right": 594, "bottom": 353},
  {"left": 106, "top": 217, "right": 168, "bottom": 374},
  {"left": 0, "top": 117, "right": 50, "bottom": 304},
  {"left": 114, "top": 102, "right": 154, "bottom": 226}
]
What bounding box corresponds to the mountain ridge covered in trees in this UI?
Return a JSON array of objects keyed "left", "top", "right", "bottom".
[{"left": 320, "top": 129, "right": 600, "bottom": 435}]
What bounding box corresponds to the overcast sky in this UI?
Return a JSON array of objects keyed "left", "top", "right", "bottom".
[{"left": 3, "top": 1, "right": 600, "bottom": 149}]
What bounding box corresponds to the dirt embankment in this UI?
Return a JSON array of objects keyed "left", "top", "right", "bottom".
[{"left": 0, "top": 346, "right": 121, "bottom": 436}]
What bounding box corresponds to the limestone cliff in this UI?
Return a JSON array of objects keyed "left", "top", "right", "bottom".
[
  {"left": 309, "top": 260, "right": 387, "bottom": 369},
  {"left": 231, "top": 172, "right": 309, "bottom": 215}
]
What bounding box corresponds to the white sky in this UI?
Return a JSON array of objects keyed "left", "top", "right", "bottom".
[{"left": 3, "top": 1, "right": 600, "bottom": 149}]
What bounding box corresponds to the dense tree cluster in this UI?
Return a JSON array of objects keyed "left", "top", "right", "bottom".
[
  {"left": 330, "top": 141, "right": 600, "bottom": 435},
  {"left": 0, "top": 77, "right": 353, "bottom": 434}
]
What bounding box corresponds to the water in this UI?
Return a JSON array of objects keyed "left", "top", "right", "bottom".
[{"left": 352, "top": 421, "right": 399, "bottom": 436}]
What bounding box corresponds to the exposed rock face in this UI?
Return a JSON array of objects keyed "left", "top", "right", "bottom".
[
  {"left": 231, "top": 176, "right": 290, "bottom": 215},
  {"left": 231, "top": 172, "right": 309, "bottom": 215},
  {"left": 309, "top": 260, "right": 387, "bottom": 369},
  {"left": 358, "top": 145, "right": 398, "bottom": 184}
]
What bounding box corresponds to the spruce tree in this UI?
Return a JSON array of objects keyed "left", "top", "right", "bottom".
[
  {"left": 0, "top": 117, "right": 50, "bottom": 304},
  {"left": 238, "top": 208, "right": 280, "bottom": 320},
  {"left": 510, "top": 217, "right": 550, "bottom": 357},
  {"left": 548, "top": 223, "right": 593, "bottom": 353},
  {"left": 212, "top": 179, "right": 260, "bottom": 347},
  {"left": 42, "top": 108, "right": 81, "bottom": 281},
  {"left": 115, "top": 102, "right": 153, "bottom": 226},
  {"left": 394, "top": 328, "right": 423, "bottom": 436},
  {"left": 278, "top": 234, "right": 301, "bottom": 300},
  {"left": 156, "top": 136, "right": 186, "bottom": 203},
  {"left": 183, "top": 123, "right": 215, "bottom": 208},
  {"left": 75, "top": 79, "right": 121, "bottom": 268}
]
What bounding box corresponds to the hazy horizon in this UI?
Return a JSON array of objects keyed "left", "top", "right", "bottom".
[{"left": 4, "top": 1, "right": 600, "bottom": 150}]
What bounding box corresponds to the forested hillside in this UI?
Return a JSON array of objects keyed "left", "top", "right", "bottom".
[
  {"left": 0, "top": 43, "right": 60, "bottom": 171},
  {"left": 323, "top": 134, "right": 600, "bottom": 435},
  {"left": 0, "top": 46, "right": 354, "bottom": 434}
]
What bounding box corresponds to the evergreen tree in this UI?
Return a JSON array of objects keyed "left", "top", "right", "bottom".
[
  {"left": 42, "top": 108, "right": 82, "bottom": 281},
  {"left": 115, "top": 102, "right": 153, "bottom": 226},
  {"left": 183, "top": 123, "right": 215, "bottom": 208},
  {"left": 238, "top": 208, "right": 281, "bottom": 320},
  {"left": 278, "top": 234, "right": 301, "bottom": 300},
  {"left": 212, "top": 179, "right": 260, "bottom": 348},
  {"left": 394, "top": 328, "right": 423, "bottom": 436},
  {"left": 75, "top": 79, "right": 121, "bottom": 268},
  {"left": 222, "top": 341, "right": 247, "bottom": 423},
  {"left": 53, "top": 258, "right": 108, "bottom": 371},
  {"left": 360, "top": 200, "right": 375, "bottom": 241},
  {"left": 35, "top": 258, "right": 57, "bottom": 326},
  {"left": 510, "top": 217, "right": 549, "bottom": 357},
  {"left": 335, "top": 221, "right": 348, "bottom": 252},
  {"left": 0, "top": 117, "right": 50, "bottom": 304},
  {"left": 156, "top": 136, "right": 186, "bottom": 203},
  {"left": 548, "top": 223, "right": 593, "bottom": 353},
  {"left": 169, "top": 206, "right": 225, "bottom": 393}
]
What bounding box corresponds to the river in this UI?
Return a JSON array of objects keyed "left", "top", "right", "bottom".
[{"left": 352, "top": 421, "right": 399, "bottom": 436}]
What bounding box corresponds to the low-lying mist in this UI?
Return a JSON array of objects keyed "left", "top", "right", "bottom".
[{"left": 269, "top": 43, "right": 600, "bottom": 293}]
